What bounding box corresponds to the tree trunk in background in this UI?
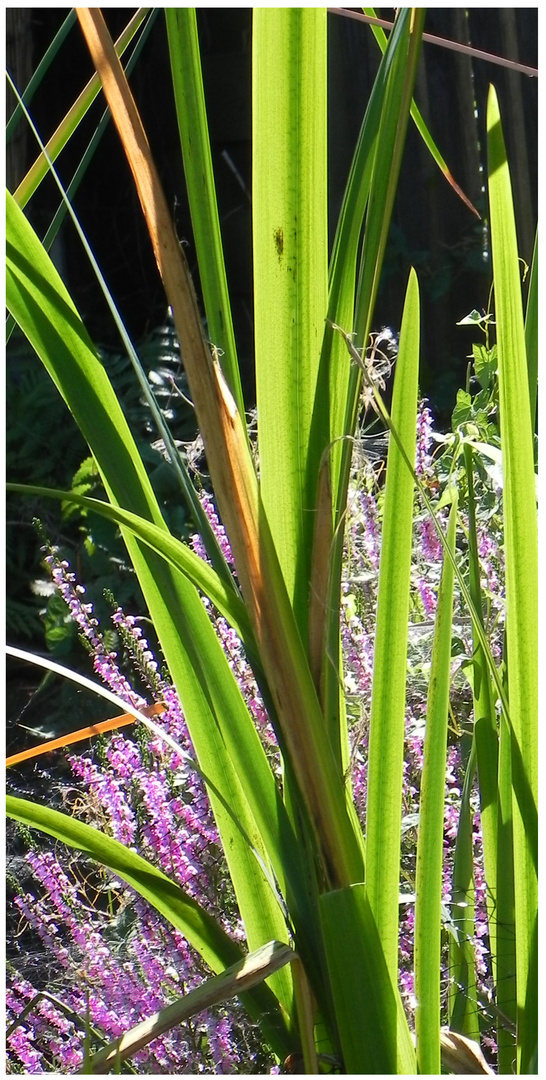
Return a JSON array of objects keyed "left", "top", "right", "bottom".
[
  {"left": 452, "top": 8, "right": 482, "bottom": 211},
  {"left": 6, "top": 7, "right": 34, "bottom": 192},
  {"left": 469, "top": 8, "right": 537, "bottom": 269},
  {"left": 498, "top": 8, "right": 534, "bottom": 264}
]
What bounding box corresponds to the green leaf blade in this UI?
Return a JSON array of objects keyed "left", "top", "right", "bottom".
[
  {"left": 6, "top": 192, "right": 299, "bottom": 1021},
  {"left": 365, "top": 267, "right": 420, "bottom": 982},
  {"left": 414, "top": 495, "right": 458, "bottom": 1074},
  {"left": 448, "top": 742, "right": 480, "bottom": 1041},
  {"left": 165, "top": 8, "right": 244, "bottom": 415},
  {"left": 320, "top": 884, "right": 416, "bottom": 1074},
  {"left": 487, "top": 84, "right": 537, "bottom": 1074},
  {"left": 524, "top": 230, "right": 538, "bottom": 431},
  {"left": 7, "top": 482, "right": 255, "bottom": 650},
  {"left": 319, "top": 8, "right": 422, "bottom": 764},
  {"left": 252, "top": 8, "right": 328, "bottom": 635}
]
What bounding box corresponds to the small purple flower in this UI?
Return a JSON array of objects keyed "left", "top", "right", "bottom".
[
  {"left": 7, "top": 1028, "right": 43, "bottom": 1072},
  {"left": 417, "top": 577, "right": 437, "bottom": 617},
  {"left": 190, "top": 491, "right": 236, "bottom": 569},
  {"left": 420, "top": 515, "right": 443, "bottom": 562},
  {"left": 206, "top": 1013, "right": 240, "bottom": 1073}
]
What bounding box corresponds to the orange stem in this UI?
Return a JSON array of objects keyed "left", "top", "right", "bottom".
[{"left": 6, "top": 702, "right": 166, "bottom": 767}]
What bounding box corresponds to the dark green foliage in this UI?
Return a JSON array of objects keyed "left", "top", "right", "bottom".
[
  {"left": 6, "top": 315, "right": 204, "bottom": 762},
  {"left": 6, "top": 314, "right": 198, "bottom": 650}
]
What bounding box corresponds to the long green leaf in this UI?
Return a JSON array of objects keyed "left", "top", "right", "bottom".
[
  {"left": 463, "top": 444, "right": 499, "bottom": 889},
  {"left": 354, "top": 9, "right": 425, "bottom": 354},
  {"left": 6, "top": 191, "right": 299, "bottom": 1019},
  {"left": 252, "top": 8, "right": 328, "bottom": 639},
  {"left": 448, "top": 741, "right": 479, "bottom": 1041},
  {"left": 324, "top": 6, "right": 415, "bottom": 507},
  {"left": 462, "top": 436, "right": 503, "bottom": 1055},
  {"left": 319, "top": 7, "right": 421, "bottom": 766},
  {"left": 250, "top": 17, "right": 333, "bottom": 997},
  {"left": 495, "top": 705, "right": 517, "bottom": 1074},
  {"left": 414, "top": 494, "right": 458, "bottom": 1074},
  {"left": 487, "top": 84, "right": 537, "bottom": 1074},
  {"left": 165, "top": 8, "right": 244, "bottom": 414},
  {"left": 6, "top": 11, "right": 77, "bottom": 143},
  {"left": 328, "top": 9, "right": 423, "bottom": 568},
  {"left": 5, "top": 796, "right": 294, "bottom": 1062},
  {"left": 365, "top": 267, "right": 420, "bottom": 983},
  {"left": 75, "top": 9, "right": 366, "bottom": 901},
  {"left": 320, "top": 884, "right": 416, "bottom": 1074},
  {"left": 524, "top": 229, "right": 538, "bottom": 431}
]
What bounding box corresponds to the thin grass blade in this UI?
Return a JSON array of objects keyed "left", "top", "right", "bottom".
[
  {"left": 319, "top": 8, "right": 422, "bottom": 766},
  {"left": 321, "top": 7, "right": 414, "bottom": 509},
  {"left": 448, "top": 740, "right": 480, "bottom": 1040},
  {"left": 494, "top": 699, "right": 515, "bottom": 1071},
  {"left": 487, "top": 84, "right": 537, "bottom": 1074},
  {"left": 363, "top": 7, "right": 480, "bottom": 217},
  {"left": 462, "top": 443, "right": 499, "bottom": 986},
  {"left": 6, "top": 10, "right": 77, "bottom": 143},
  {"left": 6, "top": 990, "right": 107, "bottom": 1052},
  {"left": 39, "top": 11, "right": 158, "bottom": 259},
  {"left": 524, "top": 230, "right": 537, "bottom": 431},
  {"left": 495, "top": 704, "right": 517, "bottom": 1074},
  {"left": 415, "top": 494, "right": 458, "bottom": 1074},
  {"left": 354, "top": 9, "right": 425, "bottom": 346},
  {"left": 165, "top": 8, "right": 244, "bottom": 414},
  {"left": 365, "top": 267, "right": 420, "bottom": 982}
]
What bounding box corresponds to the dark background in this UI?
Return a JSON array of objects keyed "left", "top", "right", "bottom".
[{"left": 7, "top": 8, "right": 538, "bottom": 416}]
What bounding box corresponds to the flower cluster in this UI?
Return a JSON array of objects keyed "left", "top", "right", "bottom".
[
  {"left": 344, "top": 399, "right": 507, "bottom": 1061},
  {"left": 7, "top": 397, "right": 508, "bottom": 1072},
  {"left": 189, "top": 490, "right": 236, "bottom": 570},
  {"left": 7, "top": 543, "right": 268, "bottom": 1073}
]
